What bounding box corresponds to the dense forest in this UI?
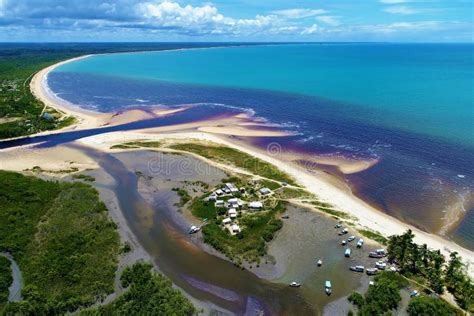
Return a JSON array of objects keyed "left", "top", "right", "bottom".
[
  {"left": 0, "top": 170, "right": 197, "bottom": 314},
  {"left": 347, "top": 229, "right": 473, "bottom": 315}
]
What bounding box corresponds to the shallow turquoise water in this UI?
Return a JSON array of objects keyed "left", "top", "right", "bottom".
[{"left": 56, "top": 43, "right": 474, "bottom": 146}]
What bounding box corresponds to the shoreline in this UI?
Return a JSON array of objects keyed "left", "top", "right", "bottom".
[{"left": 28, "top": 55, "right": 474, "bottom": 275}]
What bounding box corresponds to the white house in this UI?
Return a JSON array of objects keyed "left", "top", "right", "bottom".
[
  {"left": 249, "top": 201, "right": 263, "bottom": 210},
  {"left": 226, "top": 183, "right": 239, "bottom": 193},
  {"left": 259, "top": 187, "right": 272, "bottom": 195},
  {"left": 215, "top": 189, "right": 224, "bottom": 196},
  {"left": 208, "top": 194, "right": 217, "bottom": 201},
  {"left": 228, "top": 208, "right": 237, "bottom": 218},
  {"left": 222, "top": 217, "right": 231, "bottom": 225},
  {"left": 215, "top": 200, "right": 224, "bottom": 207}
]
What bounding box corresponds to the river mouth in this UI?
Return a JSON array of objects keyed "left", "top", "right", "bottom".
[{"left": 79, "top": 147, "right": 382, "bottom": 315}]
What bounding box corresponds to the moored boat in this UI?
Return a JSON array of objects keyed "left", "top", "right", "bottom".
[{"left": 325, "top": 280, "right": 332, "bottom": 295}]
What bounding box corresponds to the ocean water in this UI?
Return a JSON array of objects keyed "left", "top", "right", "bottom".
[{"left": 48, "top": 43, "right": 474, "bottom": 249}]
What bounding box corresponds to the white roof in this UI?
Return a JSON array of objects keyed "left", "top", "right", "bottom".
[
  {"left": 228, "top": 208, "right": 237, "bottom": 215},
  {"left": 259, "top": 187, "right": 271, "bottom": 194},
  {"left": 216, "top": 189, "right": 223, "bottom": 194},
  {"left": 228, "top": 198, "right": 238, "bottom": 203},
  {"left": 222, "top": 218, "right": 231, "bottom": 224},
  {"left": 249, "top": 201, "right": 263, "bottom": 208},
  {"left": 215, "top": 200, "right": 224, "bottom": 205},
  {"left": 231, "top": 224, "right": 240, "bottom": 232}
]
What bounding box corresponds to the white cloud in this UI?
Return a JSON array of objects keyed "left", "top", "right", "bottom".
[
  {"left": 271, "top": 8, "right": 327, "bottom": 19},
  {"left": 301, "top": 24, "right": 321, "bottom": 35},
  {"left": 316, "top": 15, "right": 340, "bottom": 26},
  {"left": 384, "top": 5, "right": 417, "bottom": 14},
  {"left": 135, "top": 1, "right": 279, "bottom": 35}
]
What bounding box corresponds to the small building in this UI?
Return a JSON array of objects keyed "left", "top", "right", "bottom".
[
  {"left": 215, "top": 189, "right": 224, "bottom": 196},
  {"left": 223, "top": 188, "right": 231, "bottom": 194},
  {"left": 228, "top": 208, "right": 237, "bottom": 218},
  {"left": 41, "top": 112, "right": 54, "bottom": 121},
  {"left": 249, "top": 201, "right": 263, "bottom": 210},
  {"left": 215, "top": 200, "right": 225, "bottom": 207},
  {"left": 226, "top": 183, "right": 239, "bottom": 193},
  {"left": 222, "top": 218, "right": 232, "bottom": 225},
  {"left": 208, "top": 194, "right": 217, "bottom": 202},
  {"left": 228, "top": 198, "right": 238, "bottom": 204},
  {"left": 230, "top": 203, "right": 239, "bottom": 209},
  {"left": 231, "top": 224, "right": 241, "bottom": 233},
  {"left": 239, "top": 187, "right": 246, "bottom": 193},
  {"left": 259, "top": 187, "right": 272, "bottom": 195}
]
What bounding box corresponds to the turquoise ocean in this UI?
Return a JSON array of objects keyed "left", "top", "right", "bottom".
[{"left": 49, "top": 43, "right": 474, "bottom": 248}]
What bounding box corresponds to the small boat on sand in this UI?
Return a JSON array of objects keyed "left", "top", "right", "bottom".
[
  {"left": 338, "top": 228, "right": 348, "bottom": 236},
  {"left": 341, "top": 240, "right": 347, "bottom": 246},
  {"left": 317, "top": 259, "right": 322, "bottom": 266},
  {"left": 350, "top": 265, "right": 365, "bottom": 273},
  {"left": 366, "top": 268, "right": 378, "bottom": 275},
  {"left": 335, "top": 223, "right": 342, "bottom": 228},
  {"left": 347, "top": 235, "right": 355, "bottom": 242},
  {"left": 188, "top": 225, "right": 200, "bottom": 234},
  {"left": 325, "top": 280, "right": 332, "bottom": 295},
  {"left": 345, "top": 248, "right": 351, "bottom": 257},
  {"left": 290, "top": 282, "right": 301, "bottom": 287}
]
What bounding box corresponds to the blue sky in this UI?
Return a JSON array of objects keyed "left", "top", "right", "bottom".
[{"left": 0, "top": 0, "right": 472, "bottom": 42}]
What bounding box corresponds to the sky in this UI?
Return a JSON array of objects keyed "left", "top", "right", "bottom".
[{"left": 0, "top": 0, "right": 472, "bottom": 42}]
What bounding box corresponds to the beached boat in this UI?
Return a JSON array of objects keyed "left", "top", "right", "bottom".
[
  {"left": 335, "top": 223, "right": 342, "bottom": 228},
  {"left": 357, "top": 239, "right": 364, "bottom": 248},
  {"left": 289, "top": 282, "right": 301, "bottom": 288},
  {"left": 347, "top": 235, "right": 355, "bottom": 242},
  {"left": 366, "top": 268, "right": 378, "bottom": 275},
  {"left": 188, "top": 225, "right": 200, "bottom": 234},
  {"left": 325, "top": 281, "right": 332, "bottom": 295},
  {"left": 345, "top": 248, "right": 351, "bottom": 257},
  {"left": 375, "top": 261, "right": 387, "bottom": 270},
  {"left": 369, "top": 252, "right": 384, "bottom": 258},
  {"left": 317, "top": 259, "right": 322, "bottom": 266},
  {"left": 350, "top": 265, "right": 365, "bottom": 273},
  {"left": 338, "top": 228, "right": 348, "bottom": 236},
  {"left": 341, "top": 240, "right": 347, "bottom": 246},
  {"left": 281, "top": 215, "right": 290, "bottom": 219}
]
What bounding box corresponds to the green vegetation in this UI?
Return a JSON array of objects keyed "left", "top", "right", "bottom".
[
  {"left": 407, "top": 295, "right": 461, "bottom": 316},
  {"left": 0, "top": 170, "right": 120, "bottom": 314},
  {"left": 278, "top": 187, "right": 312, "bottom": 199},
  {"left": 388, "top": 230, "right": 473, "bottom": 311},
  {"left": 111, "top": 141, "right": 162, "bottom": 150},
  {"left": 259, "top": 179, "right": 281, "bottom": 190},
  {"left": 169, "top": 143, "right": 296, "bottom": 184},
  {"left": 200, "top": 201, "right": 286, "bottom": 264},
  {"left": 358, "top": 229, "right": 388, "bottom": 245},
  {"left": 0, "top": 257, "right": 12, "bottom": 308},
  {"left": 72, "top": 174, "right": 96, "bottom": 182},
  {"left": 172, "top": 187, "right": 191, "bottom": 206},
  {"left": 307, "top": 200, "right": 352, "bottom": 219},
  {"left": 348, "top": 271, "right": 409, "bottom": 315},
  {"left": 81, "top": 262, "right": 196, "bottom": 315}
]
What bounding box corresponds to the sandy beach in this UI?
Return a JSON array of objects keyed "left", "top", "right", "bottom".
[{"left": 18, "top": 56, "right": 474, "bottom": 276}]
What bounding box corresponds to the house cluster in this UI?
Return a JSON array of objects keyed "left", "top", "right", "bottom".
[{"left": 207, "top": 182, "right": 272, "bottom": 235}]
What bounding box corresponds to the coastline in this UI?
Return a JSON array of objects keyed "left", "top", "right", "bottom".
[{"left": 28, "top": 55, "right": 474, "bottom": 275}]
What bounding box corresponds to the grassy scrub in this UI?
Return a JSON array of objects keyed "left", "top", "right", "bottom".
[
  {"left": 0, "top": 170, "right": 120, "bottom": 314},
  {"left": 169, "top": 143, "right": 296, "bottom": 185},
  {"left": 0, "top": 257, "right": 12, "bottom": 308},
  {"left": 81, "top": 262, "right": 196, "bottom": 315},
  {"left": 407, "top": 295, "right": 461, "bottom": 316}
]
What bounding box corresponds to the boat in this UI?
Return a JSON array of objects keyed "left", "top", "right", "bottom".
[
  {"left": 289, "top": 282, "right": 301, "bottom": 287},
  {"left": 317, "top": 259, "right": 322, "bottom": 266},
  {"left": 350, "top": 265, "right": 365, "bottom": 272},
  {"left": 341, "top": 240, "right": 347, "bottom": 246},
  {"left": 325, "top": 280, "right": 332, "bottom": 295},
  {"left": 345, "top": 248, "right": 351, "bottom": 257},
  {"left": 369, "top": 252, "right": 384, "bottom": 258},
  {"left": 356, "top": 239, "right": 364, "bottom": 248},
  {"left": 188, "top": 225, "right": 200, "bottom": 234},
  {"left": 281, "top": 215, "right": 290, "bottom": 219},
  {"left": 347, "top": 235, "right": 355, "bottom": 242},
  {"left": 338, "top": 228, "right": 348, "bottom": 236},
  {"left": 335, "top": 223, "right": 342, "bottom": 228},
  {"left": 366, "top": 268, "right": 378, "bottom": 275},
  {"left": 375, "top": 261, "right": 387, "bottom": 270}
]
